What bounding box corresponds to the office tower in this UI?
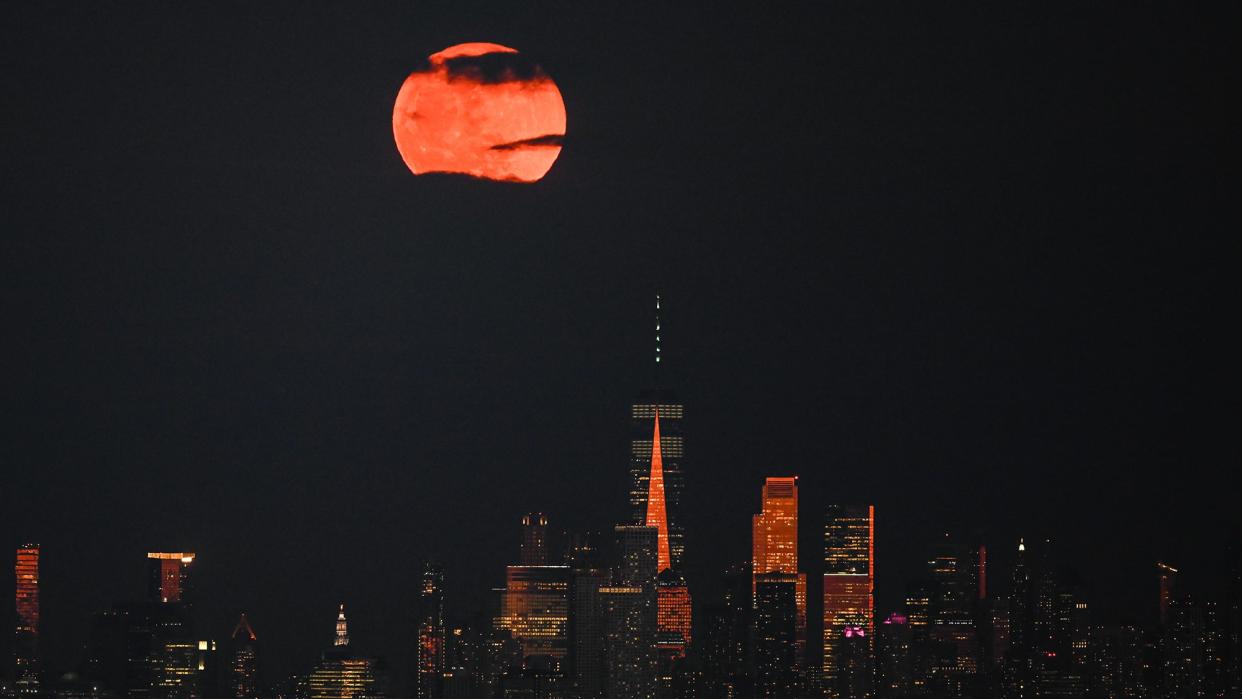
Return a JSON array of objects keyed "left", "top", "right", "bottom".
[
  {"left": 630, "top": 297, "right": 686, "bottom": 571},
  {"left": 415, "top": 564, "right": 445, "bottom": 699},
  {"left": 520, "top": 514, "right": 550, "bottom": 566},
  {"left": 308, "top": 605, "right": 385, "bottom": 699},
  {"left": 230, "top": 615, "right": 258, "bottom": 699},
  {"left": 924, "top": 535, "right": 982, "bottom": 696},
  {"left": 753, "top": 573, "right": 798, "bottom": 698},
  {"left": 440, "top": 625, "right": 492, "bottom": 699},
  {"left": 823, "top": 505, "right": 875, "bottom": 684},
  {"left": 1004, "top": 539, "right": 1035, "bottom": 699},
  {"left": 753, "top": 478, "right": 798, "bottom": 577},
  {"left": 155, "top": 638, "right": 217, "bottom": 699},
  {"left": 1091, "top": 625, "right": 1145, "bottom": 698},
  {"left": 640, "top": 407, "right": 692, "bottom": 667},
  {"left": 147, "top": 553, "right": 195, "bottom": 605},
  {"left": 752, "top": 477, "right": 806, "bottom": 666},
  {"left": 876, "top": 613, "right": 913, "bottom": 697},
  {"left": 603, "top": 525, "right": 658, "bottom": 699},
  {"left": 570, "top": 548, "right": 608, "bottom": 698},
  {"left": 1157, "top": 562, "right": 1179, "bottom": 627},
  {"left": 990, "top": 600, "right": 1010, "bottom": 670},
  {"left": 498, "top": 566, "right": 571, "bottom": 667},
  {"left": 15, "top": 544, "right": 40, "bottom": 695},
  {"left": 697, "top": 564, "right": 752, "bottom": 697},
  {"left": 835, "top": 626, "right": 874, "bottom": 699}
]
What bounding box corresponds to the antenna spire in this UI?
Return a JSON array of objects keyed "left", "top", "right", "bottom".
[{"left": 655, "top": 294, "right": 662, "bottom": 366}]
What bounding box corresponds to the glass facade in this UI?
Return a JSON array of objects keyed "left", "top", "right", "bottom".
[
  {"left": 15, "top": 543, "right": 40, "bottom": 694},
  {"left": 823, "top": 505, "right": 875, "bottom": 681},
  {"left": 498, "top": 566, "right": 571, "bottom": 665}
]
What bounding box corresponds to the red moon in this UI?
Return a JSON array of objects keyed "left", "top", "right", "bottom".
[{"left": 392, "top": 43, "right": 566, "bottom": 183}]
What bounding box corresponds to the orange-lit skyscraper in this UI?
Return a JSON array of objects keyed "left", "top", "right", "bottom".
[
  {"left": 147, "top": 552, "right": 195, "bottom": 604},
  {"left": 823, "top": 505, "right": 875, "bottom": 682},
  {"left": 752, "top": 477, "right": 806, "bottom": 665},
  {"left": 498, "top": 565, "right": 571, "bottom": 667},
  {"left": 644, "top": 408, "right": 692, "bottom": 665},
  {"left": 630, "top": 296, "right": 686, "bottom": 571},
  {"left": 15, "top": 543, "right": 40, "bottom": 695}
]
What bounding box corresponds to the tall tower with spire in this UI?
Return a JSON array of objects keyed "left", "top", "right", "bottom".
[
  {"left": 630, "top": 294, "right": 686, "bottom": 570},
  {"left": 334, "top": 604, "right": 349, "bottom": 647}
]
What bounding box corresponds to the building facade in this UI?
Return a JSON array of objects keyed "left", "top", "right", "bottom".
[{"left": 823, "top": 505, "right": 875, "bottom": 685}]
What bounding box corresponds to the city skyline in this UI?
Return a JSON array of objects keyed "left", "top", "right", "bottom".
[{"left": 4, "top": 0, "right": 1234, "bottom": 697}]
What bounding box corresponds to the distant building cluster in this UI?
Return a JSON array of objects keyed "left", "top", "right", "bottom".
[{"left": 8, "top": 301, "right": 1242, "bottom": 698}]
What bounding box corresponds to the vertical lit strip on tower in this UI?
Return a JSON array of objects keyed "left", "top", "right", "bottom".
[
  {"left": 15, "top": 543, "right": 40, "bottom": 693},
  {"left": 645, "top": 410, "right": 671, "bottom": 573},
  {"left": 822, "top": 505, "right": 875, "bottom": 680}
]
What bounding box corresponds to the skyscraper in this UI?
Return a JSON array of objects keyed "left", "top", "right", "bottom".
[
  {"left": 230, "top": 614, "right": 258, "bottom": 699},
  {"left": 308, "top": 605, "right": 384, "bottom": 699},
  {"left": 753, "top": 573, "right": 798, "bottom": 698},
  {"left": 630, "top": 296, "right": 686, "bottom": 571},
  {"left": 568, "top": 534, "right": 608, "bottom": 698},
  {"left": 1158, "top": 561, "right": 1179, "bottom": 627},
  {"left": 520, "top": 514, "right": 550, "bottom": 566},
  {"left": 15, "top": 543, "right": 40, "bottom": 695},
  {"left": 753, "top": 477, "right": 806, "bottom": 666},
  {"left": 1005, "top": 539, "right": 1034, "bottom": 698},
  {"left": 603, "top": 526, "right": 658, "bottom": 699},
  {"left": 498, "top": 566, "right": 571, "bottom": 667},
  {"left": 147, "top": 553, "right": 195, "bottom": 605},
  {"left": 641, "top": 407, "right": 692, "bottom": 669},
  {"left": 823, "top": 505, "right": 875, "bottom": 684},
  {"left": 414, "top": 564, "right": 445, "bottom": 699}
]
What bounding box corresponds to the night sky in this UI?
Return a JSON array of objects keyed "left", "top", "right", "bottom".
[{"left": 4, "top": 0, "right": 1236, "bottom": 690}]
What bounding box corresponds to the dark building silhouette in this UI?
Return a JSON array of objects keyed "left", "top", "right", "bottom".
[
  {"left": 1004, "top": 540, "right": 1034, "bottom": 699},
  {"left": 415, "top": 564, "right": 445, "bottom": 699},
  {"left": 753, "top": 573, "right": 798, "bottom": 698},
  {"left": 698, "top": 564, "right": 752, "bottom": 698},
  {"left": 230, "top": 615, "right": 257, "bottom": 699},
  {"left": 520, "top": 514, "right": 550, "bottom": 567},
  {"left": 568, "top": 535, "right": 608, "bottom": 698},
  {"left": 602, "top": 525, "right": 658, "bottom": 699},
  {"left": 876, "top": 613, "right": 913, "bottom": 698}
]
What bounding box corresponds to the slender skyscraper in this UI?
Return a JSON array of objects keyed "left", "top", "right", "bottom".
[
  {"left": 15, "top": 544, "right": 40, "bottom": 695},
  {"left": 415, "top": 564, "right": 445, "bottom": 699},
  {"left": 823, "top": 505, "right": 875, "bottom": 683},
  {"left": 630, "top": 296, "right": 686, "bottom": 570},
  {"left": 753, "top": 477, "right": 806, "bottom": 665}
]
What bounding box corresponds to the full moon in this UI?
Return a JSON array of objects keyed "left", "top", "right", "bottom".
[{"left": 392, "top": 43, "right": 566, "bottom": 183}]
